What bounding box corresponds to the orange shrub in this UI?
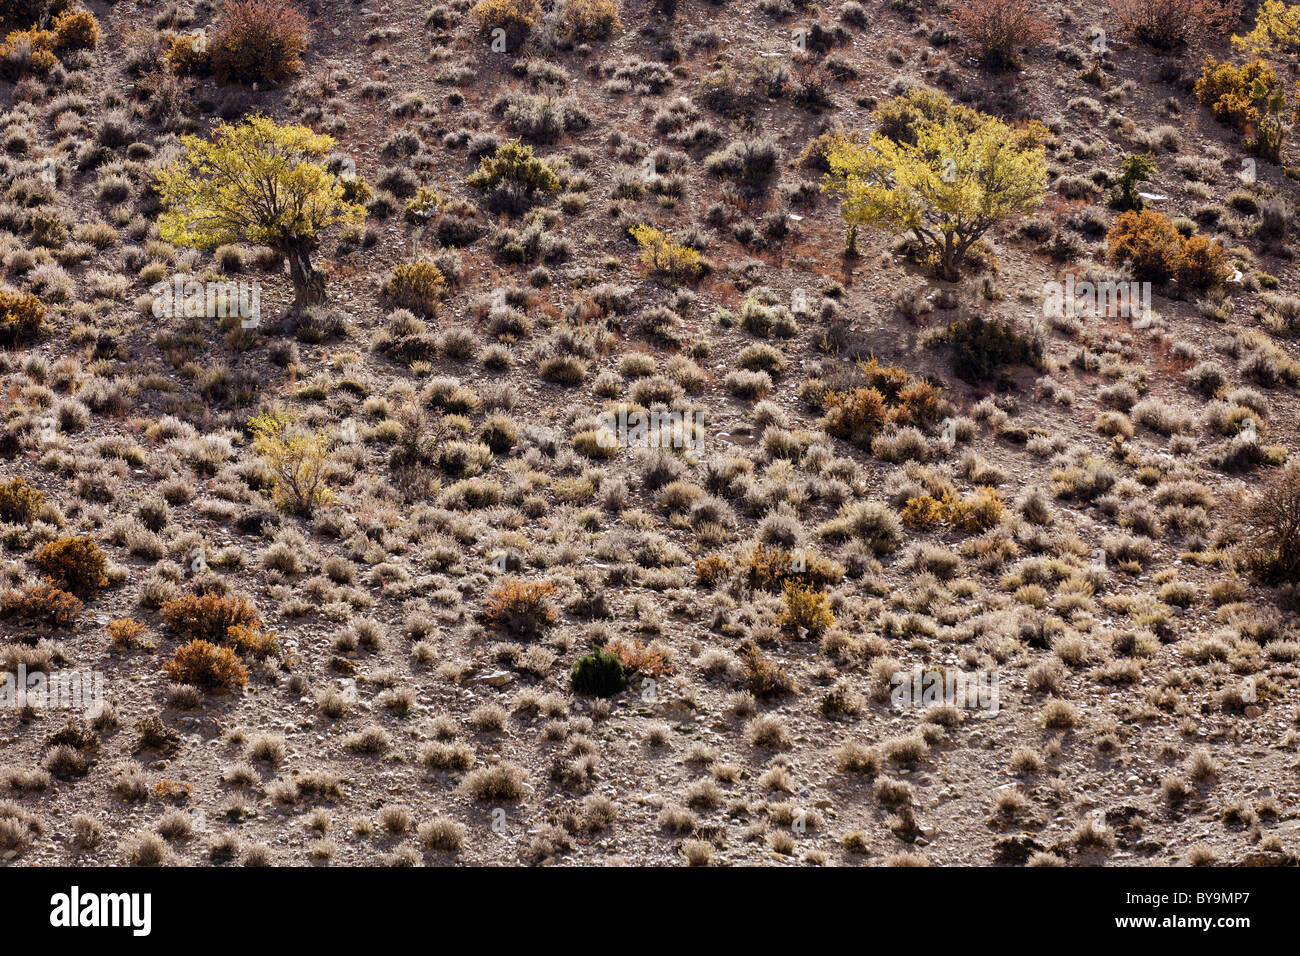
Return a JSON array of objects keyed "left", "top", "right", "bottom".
[
  {"left": 1173, "top": 234, "right": 1230, "bottom": 292},
  {"left": 209, "top": 0, "right": 307, "bottom": 85},
  {"left": 0, "top": 582, "right": 82, "bottom": 627},
  {"left": 0, "top": 28, "right": 58, "bottom": 74},
  {"left": 163, "top": 31, "right": 210, "bottom": 75},
  {"left": 607, "top": 637, "right": 672, "bottom": 677},
  {"left": 822, "top": 358, "right": 947, "bottom": 447},
  {"left": 694, "top": 554, "right": 732, "bottom": 588},
  {"left": 108, "top": 617, "right": 148, "bottom": 649},
  {"left": 1108, "top": 208, "right": 1228, "bottom": 291},
  {"left": 228, "top": 623, "right": 280, "bottom": 659},
  {"left": 822, "top": 386, "right": 888, "bottom": 446},
  {"left": 481, "top": 579, "right": 556, "bottom": 639},
  {"left": 1106, "top": 208, "right": 1184, "bottom": 284},
  {"left": 33, "top": 536, "right": 108, "bottom": 594},
  {"left": 163, "top": 639, "right": 248, "bottom": 692},
  {"left": 160, "top": 593, "right": 261, "bottom": 643}
]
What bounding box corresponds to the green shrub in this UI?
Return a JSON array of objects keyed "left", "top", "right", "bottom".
[
  {"left": 466, "top": 139, "right": 559, "bottom": 197},
  {"left": 945, "top": 315, "right": 1044, "bottom": 383},
  {"left": 570, "top": 648, "right": 627, "bottom": 696}
]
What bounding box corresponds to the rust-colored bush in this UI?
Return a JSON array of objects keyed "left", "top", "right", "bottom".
[
  {"left": 606, "top": 637, "right": 672, "bottom": 677},
  {"left": 694, "top": 554, "right": 732, "bottom": 588},
  {"left": 163, "top": 639, "right": 248, "bottom": 692},
  {"left": 951, "top": 0, "right": 1052, "bottom": 70},
  {"left": 1106, "top": 208, "right": 1184, "bottom": 285},
  {"left": 1172, "top": 234, "right": 1230, "bottom": 292},
  {"left": 33, "top": 536, "right": 108, "bottom": 594},
  {"left": 108, "top": 617, "right": 147, "bottom": 650},
  {"left": 163, "top": 31, "right": 210, "bottom": 75},
  {"left": 160, "top": 593, "right": 261, "bottom": 643},
  {"left": 1108, "top": 208, "right": 1228, "bottom": 291},
  {"left": 209, "top": 0, "right": 307, "bottom": 85},
  {"left": 1111, "top": 0, "right": 1240, "bottom": 50},
  {"left": 822, "top": 358, "right": 947, "bottom": 446},
  {"left": 481, "top": 579, "right": 556, "bottom": 639},
  {"left": 0, "top": 583, "right": 82, "bottom": 627},
  {"left": 822, "top": 386, "right": 889, "bottom": 446},
  {"left": 228, "top": 623, "right": 280, "bottom": 660}
]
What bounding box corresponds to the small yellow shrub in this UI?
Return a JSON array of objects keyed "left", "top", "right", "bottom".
[
  {"left": 383, "top": 260, "right": 447, "bottom": 317},
  {"left": 0, "top": 288, "right": 44, "bottom": 345},
  {"left": 250, "top": 412, "right": 335, "bottom": 515},
  {"left": 630, "top": 224, "right": 706, "bottom": 285},
  {"left": 778, "top": 581, "right": 835, "bottom": 636},
  {"left": 0, "top": 477, "right": 43, "bottom": 523},
  {"left": 556, "top": 0, "right": 622, "bottom": 41},
  {"left": 471, "top": 0, "right": 541, "bottom": 44},
  {"left": 52, "top": 8, "right": 99, "bottom": 49}
]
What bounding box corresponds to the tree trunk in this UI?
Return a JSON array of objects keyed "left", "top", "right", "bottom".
[
  {"left": 283, "top": 240, "right": 326, "bottom": 319},
  {"left": 938, "top": 233, "right": 959, "bottom": 282}
]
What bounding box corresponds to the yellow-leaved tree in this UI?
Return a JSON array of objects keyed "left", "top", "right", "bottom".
[
  {"left": 822, "top": 91, "right": 1048, "bottom": 282},
  {"left": 155, "top": 114, "right": 365, "bottom": 321},
  {"left": 1233, "top": 1, "right": 1300, "bottom": 59}
]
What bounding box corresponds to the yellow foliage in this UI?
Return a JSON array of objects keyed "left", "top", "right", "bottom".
[
  {"left": 52, "top": 8, "right": 98, "bottom": 49},
  {"left": 471, "top": 0, "right": 541, "bottom": 42},
  {"left": 156, "top": 114, "right": 363, "bottom": 251},
  {"left": 630, "top": 223, "right": 706, "bottom": 285},
  {"left": 1233, "top": 1, "right": 1300, "bottom": 59},
  {"left": 823, "top": 91, "right": 1047, "bottom": 281},
  {"left": 249, "top": 412, "right": 335, "bottom": 515},
  {"left": 778, "top": 581, "right": 835, "bottom": 636},
  {"left": 556, "top": 0, "right": 622, "bottom": 42},
  {"left": 902, "top": 488, "right": 1004, "bottom": 533},
  {"left": 0, "top": 28, "right": 58, "bottom": 72}
]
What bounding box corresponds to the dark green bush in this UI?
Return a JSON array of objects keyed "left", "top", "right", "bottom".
[
  {"left": 570, "top": 648, "right": 627, "bottom": 697},
  {"left": 946, "top": 315, "right": 1043, "bottom": 384}
]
